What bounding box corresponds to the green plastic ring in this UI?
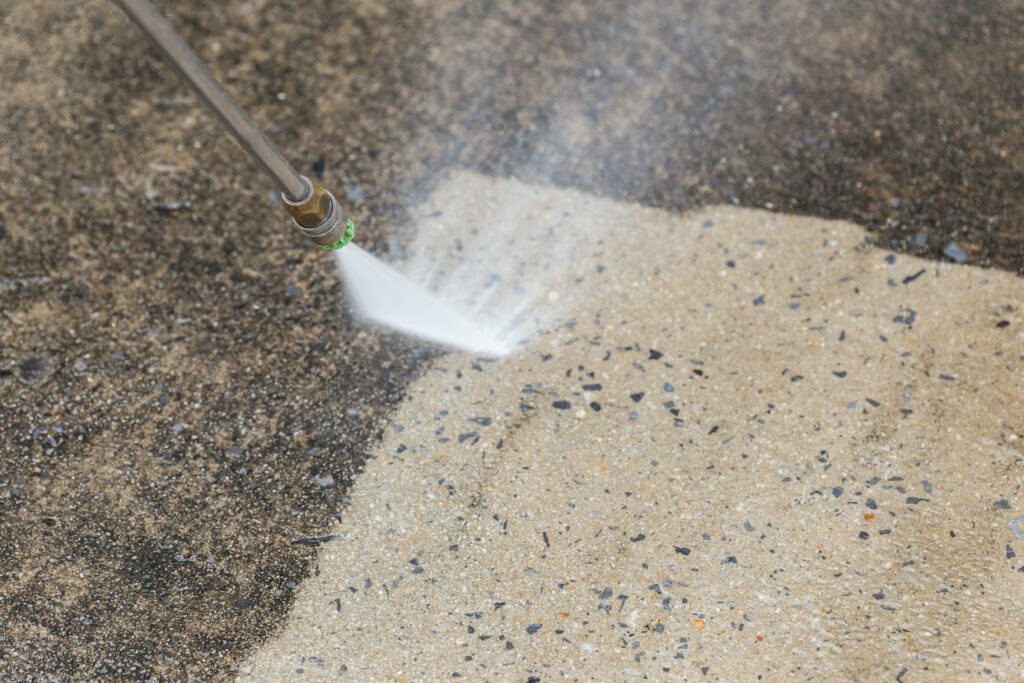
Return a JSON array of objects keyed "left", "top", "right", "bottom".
[{"left": 320, "top": 219, "right": 355, "bottom": 250}]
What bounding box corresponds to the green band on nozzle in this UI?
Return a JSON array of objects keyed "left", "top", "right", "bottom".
[{"left": 319, "top": 219, "right": 355, "bottom": 250}]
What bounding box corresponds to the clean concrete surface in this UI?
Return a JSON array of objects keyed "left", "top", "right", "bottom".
[{"left": 241, "top": 173, "right": 1024, "bottom": 681}]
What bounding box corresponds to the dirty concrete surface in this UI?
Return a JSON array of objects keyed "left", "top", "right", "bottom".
[{"left": 1, "top": 0, "right": 1023, "bottom": 680}]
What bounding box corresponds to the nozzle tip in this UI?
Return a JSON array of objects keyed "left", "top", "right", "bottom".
[
  {"left": 319, "top": 218, "right": 355, "bottom": 250},
  {"left": 281, "top": 177, "right": 351, "bottom": 247}
]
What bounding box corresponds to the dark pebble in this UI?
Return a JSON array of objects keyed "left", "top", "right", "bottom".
[
  {"left": 994, "top": 500, "right": 1011, "bottom": 509},
  {"left": 18, "top": 355, "right": 52, "bottom": 386},
  {"left": 943, "top": 241, "right": 968, "bottom": 263},
  {"left": 526, "top": 623, "right": 542, "bottom": 634},
  {"left": 902, "top": 269, "right": 926, "bottom": 284},
  {"left": 552, "top": 400, "right": 571, "bottom": 410}
]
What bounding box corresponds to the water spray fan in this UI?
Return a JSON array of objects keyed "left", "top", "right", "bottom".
[{"left": 111, "top": 0, "right": 353, "bottom": 250}]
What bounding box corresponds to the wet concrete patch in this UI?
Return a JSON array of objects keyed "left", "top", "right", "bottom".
[{"left": 243, "top": 174, "right": 1023, "bottom": 680}]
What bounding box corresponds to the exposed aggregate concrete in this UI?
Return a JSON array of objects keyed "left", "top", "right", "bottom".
[{"left": 243, "top": 174, "right": 1024, "bottom": 681}]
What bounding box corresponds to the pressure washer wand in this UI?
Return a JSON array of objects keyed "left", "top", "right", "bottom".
[{"left": 111, "top": 0, "right": 353, "bottom": 249}]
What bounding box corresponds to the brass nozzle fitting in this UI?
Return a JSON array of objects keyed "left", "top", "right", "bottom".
[{"left": 281, "top": 176, "right": 348, "bottom": 246}]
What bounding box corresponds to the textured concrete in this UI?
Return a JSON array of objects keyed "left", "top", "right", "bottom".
[
  {"left": 242, "top": 173, "right": 1024, "bottom": 681},
  {"left": 2, "top": 0, "right": 1024, "bottom": 679}
]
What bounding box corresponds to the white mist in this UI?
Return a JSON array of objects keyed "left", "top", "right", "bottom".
[{"left": 334, "top": 243, "right": 510, "bottom": 356}]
